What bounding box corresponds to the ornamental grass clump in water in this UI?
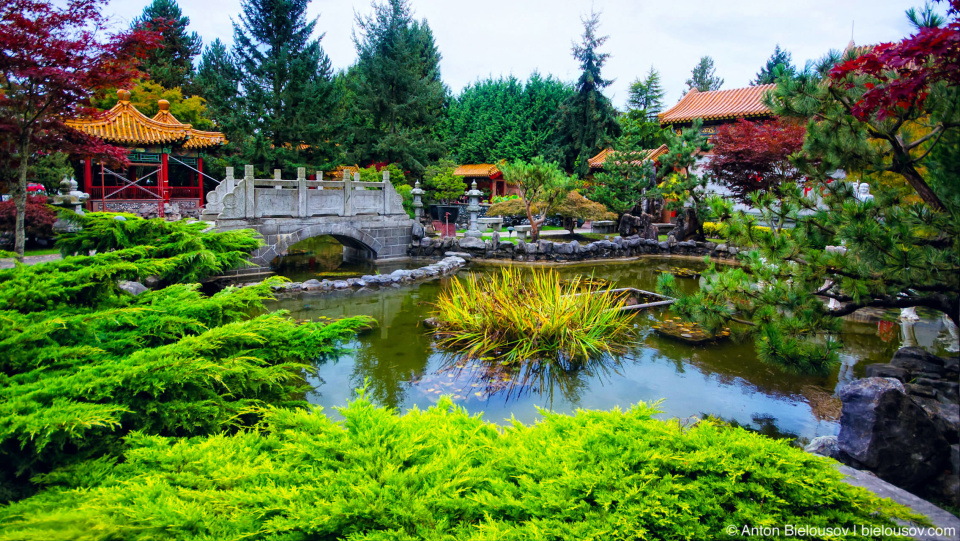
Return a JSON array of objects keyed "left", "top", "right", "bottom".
[{"left": 432, "top": 268, "right": 634, "bottom": 362}]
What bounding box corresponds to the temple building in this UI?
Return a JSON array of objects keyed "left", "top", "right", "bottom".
[
  {"left": 452, "top": 163, "right": 517, "bottom": 201},
  {"left": 658, "top": 84, "right": 776, "bottom": 138},
  {"left": 66, "top": 89, "right": 226, "bottom": 217}
]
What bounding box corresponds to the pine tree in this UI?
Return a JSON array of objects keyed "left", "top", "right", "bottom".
[
  {"left": 754, "top": 45, "right": 796, "bottom": 85},
  {"left": 627, "top": 66, "right": 665, "bottom": 120},
  {"left": 684, "top": 56, "right": 723, "bottom": 93},
  {"left": 131, "top": 0, "right": 201, "bottom": 91},
  {"left": 346, "top": 0, "right": 448, "bottom": 179},
  {"left": 195, "top": 38, "right": 242, "bottom": 141},
  {"left": 551, "top": 9, "right": 621, "bottom": 177},
  {"left": 233, "top": 0, "right": 337, "bottom": 173}
]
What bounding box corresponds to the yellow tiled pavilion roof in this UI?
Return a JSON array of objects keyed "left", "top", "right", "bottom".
[
  {"left": 453, "top": 164, "right": 502, "bottom": 178},
  {"left": 66, "top": 90, "right": 190, "bottom": 146},
  {"left": 588, "top": 144, "right": 669, "bottom": 170},
  {"left": 151, "top": 99, "right": 227, "bottom": 149},
  {"left": 66, "top": 90, "right": 227, "bottom": 149},
  {"left": 658, "top": 85, "right": 775, "bottom": 125}
]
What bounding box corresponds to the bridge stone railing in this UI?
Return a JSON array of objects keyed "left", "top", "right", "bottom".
[{"left": 201, "top": 165, "right": 406, "bottom": 222}]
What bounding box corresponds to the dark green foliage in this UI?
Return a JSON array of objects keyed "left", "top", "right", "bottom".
[
  {"left": 232, "top": 0, "right": 338, "bottom": 172},
  {"left": 194, "top": 38, "right": 243, "bottom": 143},
  {"left": 132, "top": 0, "right": 202, "bottom": 91},
  {"left": 447, "top": 74, "right": 575, "bottom": 164},
  {"left": 0, "top": 398, "right": 922, "bottom": 538},
  {"left": 754, "top": 44, "right": 796, "bottom": 85},
  {"left": 346, "top": 0, "right": 448, "bottom": 178},
  {"left": 646, "top": 119, "right": 714, "bottom": 238},
  {"left": 592, "top": 145, "right": 657, "bottom": 217},
  {"left": 551, "top": 10, "right": 621, "bottom": 177},
  {"left": 685, "top": 55, "right": 723, "bottom": 93},
  {"left": 616, "top": 111, "right": 669, "bottom": 152},
  {"left": 627, "top": 66, "right": 666, "bottom": 121}
]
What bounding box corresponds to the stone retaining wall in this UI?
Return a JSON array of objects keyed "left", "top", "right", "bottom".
[
  {"left": 261, "top": 256, "right": 467, "bottom": 295},
  {"left": 409, "top": 234, "right": 741, "bottom": 262}
]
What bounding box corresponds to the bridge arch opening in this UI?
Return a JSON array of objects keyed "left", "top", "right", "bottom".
[{"left": 271, "top": 235, "right": 378, "bottom": 280}]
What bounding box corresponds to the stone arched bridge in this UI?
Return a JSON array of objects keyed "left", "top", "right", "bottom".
[{"left": 201, "top": 166, "right": 414, "bottom": 266}]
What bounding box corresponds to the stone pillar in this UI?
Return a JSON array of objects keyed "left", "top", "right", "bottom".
[
  {"left": 343, "top": 170, "right": 353, "bottom": 216},
  {"left": 225, "top": 167, "right": 235, "bottom": 194},
  {"left": 465, "top": 180, "right": 483, "bottom": 238},
  {"left": 411, "top": 180, "right": 425, "bottom": 222},
  {"left": 382, "top": 169, "right": 390, "bottom": 215},
  {"left": 274, "top": 169, "right": 282, "bottom": 189},
  {"left": 244, "top": 165, "right": 255, "bottom": 219},
  {"left": 297, "top": 167, "right": 307, "bottom": 218}
]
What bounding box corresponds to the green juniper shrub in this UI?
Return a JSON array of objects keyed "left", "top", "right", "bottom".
[{"left": 0, "top": 397, "right": 924, "bottom": 540}]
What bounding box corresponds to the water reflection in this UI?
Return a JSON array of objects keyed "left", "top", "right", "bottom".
[{"left": 268, "top": 258, "right": 953, "bottom": 441}]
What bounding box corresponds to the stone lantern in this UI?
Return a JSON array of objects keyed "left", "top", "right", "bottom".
[
  {"left": 465, "top": 180, "right": 483, "bottom": 238},
  {"left": 411, "top": 180, "right": 425, "bottom": 223},
  {"left": 50, "top": 176, "right": 90, "bottom": 232}
]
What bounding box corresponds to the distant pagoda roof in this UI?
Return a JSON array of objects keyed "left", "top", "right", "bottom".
[
  {"left": 588, "top": 144, "right": 669, "bottom": 170},
  {"left": 66, "top": 89, "right": 226, "bottom": 149},
  {"left": 658, "top": 85, "right": 775, "bottom": 125},
  {"left": 453, "top": 164, "right": 503, "bottom": 179}
]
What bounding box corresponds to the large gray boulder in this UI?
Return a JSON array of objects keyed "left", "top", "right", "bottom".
[
  {"left": 838, "top": 377, "right": 949, "bottom": 490},
  {"left": 118, "top": 281, "right": 148, "bottom": 296},
  {"left": 458, "top": 236, "right": 486, "bottom": 251}
]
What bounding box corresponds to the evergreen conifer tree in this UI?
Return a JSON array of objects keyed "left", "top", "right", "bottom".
[
  {"left": 346, "top": 0, "right": 448, "bottom": 179},
  {"left": 684, "top": 56, "right": 723, "bottom": 93},
  {"left": 233, "top": 0, "right": 337, "bottom": 173},
  {"left": 195, "top": 38, "right": 242, "bottom": 141},
  {"left": 132, "top": 0, "right": 201, "bottom": 91},
  {"left": 754, "top": 45, "right": 796, "bottom": 85},
  {"left": 627, "top": 66, "right": 665, "bottom": 120},
  {"left": 551, "top": 9, "right": 621, "bottom": 177}
]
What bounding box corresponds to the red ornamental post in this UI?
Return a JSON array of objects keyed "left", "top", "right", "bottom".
[
  {"left": 198, "top": 156, "right": 204, "bottom": 202},
  {"left": 159, "top": 151, "right": 168, "bottom": 217},
  {"left": 83, "top": 158, "right": 92, "bottom": 194}
]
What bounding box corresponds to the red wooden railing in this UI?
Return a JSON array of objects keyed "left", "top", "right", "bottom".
[{"left": 89, "top": 186, "right": 201, "bottom": 200}]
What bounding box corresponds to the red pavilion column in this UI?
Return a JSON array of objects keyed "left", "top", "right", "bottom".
[
  {"left": 159, "top": 151, "right": 169, "bottom": 218},
  {"left": 198, "top": 156, "right": 204, "bottom": 204}
]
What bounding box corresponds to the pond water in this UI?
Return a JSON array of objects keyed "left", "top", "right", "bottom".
[{"left": 266, "top": 237, "right": 957, "bottom": 442}]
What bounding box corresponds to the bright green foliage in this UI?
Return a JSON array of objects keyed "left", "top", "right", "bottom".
[
  {"left": 0, "top": 397, "right": 922, "bottom": 539},
  {"left": 0, "top": 215, "right": 373, "bottom": 499},
  {"left": 647, "top": 119, "right": 714, "bottom": 239},
  {"left": 131, "top": 0, "right": 202, "bottom": 91},
  {"left": 685, "top": 56, "right": 723, "bottom": 93},
  {"left": 93, "top": 80, "right": 214, "bottom": 130},
  {"left": 346, "top": 0, "right": 448, "bottom": 179},
  {"left": 25, "top": 152, "right": 73, "bottom": 194},
  {"left": 592, "top": 143, "right": 658, "bottom": 217},
  {"left": 434, "top": 268, "right": 634, "bottom": 363},
  {"left": 421, "top": 159, "right": 465, "bottom": 203},
  {"left": 555, "top": 191, "right": 616, "bottom": 232},
  {"left": 499, "top": 157, "right": 578, "bottom": 241},
  {"left": 232, "top": 0, "right": 338, "bottom": 172},
  {"left": 627, "top": 66, "right": 666, "bottom": 121},
  {"left": 754, "top": 44, "right": 796, "bottom": 85},
  {"left": 616, "top": 110, "right": 669, "bottom": 151},
  {"left": 550, "top": 10, "right": 621, "bottom": 177},
  {"left": 358, "top": 163, "right": 406, "bottom": 186},
  {"left": 447, "top": 74, "right": 575, "bottom": 163}
]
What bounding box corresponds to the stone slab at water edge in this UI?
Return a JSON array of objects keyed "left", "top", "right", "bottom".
[{"left": 251, "top": 256, "right": 468, "bottom": 294}]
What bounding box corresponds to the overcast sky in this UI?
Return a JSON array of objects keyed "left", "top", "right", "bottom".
[{"left": 103, "top": 0, "right": 929, "bottom": 109}]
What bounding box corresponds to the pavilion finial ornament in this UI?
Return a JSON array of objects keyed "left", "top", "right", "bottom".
[
  {"left": 157, "top": 99, "right": 170, "bottom": 111},
  {"left": 117, "top": 89, "right": 131, "bottom": 102}
]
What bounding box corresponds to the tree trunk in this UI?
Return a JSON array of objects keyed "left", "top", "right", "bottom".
[
  {"left": 898, "top": 164, "right": 946, "bottom": 212},
  {"left": 523, "top": 199, "right": 539, "bottom": 242},
  {"left": 14, "top": 141, "right": 30, "bottom": 257}
]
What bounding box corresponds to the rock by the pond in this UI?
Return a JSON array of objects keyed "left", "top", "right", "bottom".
[
  {"left": 118, "top": 280, "right": 148, "bottom": 296},
  {"left": 445, "top": 251, "right": 472, "bottom": 259},
  {"left": 459, "top": 236, "right": 486, "bottom": 250},
  {"left": 332, "top": 280, "right": 349, "bottom": 289},
  {"left": 805, "top": 435, "right": 840, "bottom": 459},
  {"left": 411, "top": 221, "right": 424, "bottom": 240},
  {"left": 302, "top": 279, "right": 322, "bottom": 291},
  {"left": 837, "top": 377, "right": 949, "bottom": 490}
]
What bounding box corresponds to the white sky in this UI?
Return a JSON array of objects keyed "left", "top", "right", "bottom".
[{"left": 103, "top": 0, "right": 928, "bottom": 109}]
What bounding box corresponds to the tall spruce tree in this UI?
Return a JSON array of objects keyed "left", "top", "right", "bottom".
[
  {"left": 754, "top": 45, "right": 796, "bottom": 85},
  {"left": 551, "top": 9, "right": 621, "bottom": 177},
  {"left": 195, "top": 39, "right": 242, "bottom": 141},
  {"left": 627, "top": 66, "right": 666, "bottom": 120},
  {"left": 346, "top": 0, "right": 448, "bottom": 179},
  {"left": 684, "top": 56, "right": 723, "bottom": 93},
  {"left": 232, "top": 0, "right": 337, "bottom": 173},
  {"left": 132, "top": 0, "right": 201, "bottom": 91}
]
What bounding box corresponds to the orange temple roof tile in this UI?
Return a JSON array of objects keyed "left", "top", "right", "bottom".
[
  {"left": 453, "top": 164, "right": 502, "bottom": 178},
  {"left": 588, "top": 144, "right": 669, "bottom": 169},
  {"left": 658, "top": 85, "right": 775, "bottom": 125}
]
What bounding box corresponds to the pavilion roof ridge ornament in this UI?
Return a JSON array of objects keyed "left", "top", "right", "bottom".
[{"left": 658, "top": 84, "right": 776, "bottom": 126}]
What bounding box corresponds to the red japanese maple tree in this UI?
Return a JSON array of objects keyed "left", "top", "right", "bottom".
[
  {"left": 707, "top": 118, "right": 806, "bottom": 204},
  {"left": 0, "top": 0, "right": 158, "bottom": 255}
]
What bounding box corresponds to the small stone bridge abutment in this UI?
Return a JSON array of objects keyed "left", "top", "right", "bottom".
[{"left": 202, "top": 165, "right": 414, "bottom": 266}]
